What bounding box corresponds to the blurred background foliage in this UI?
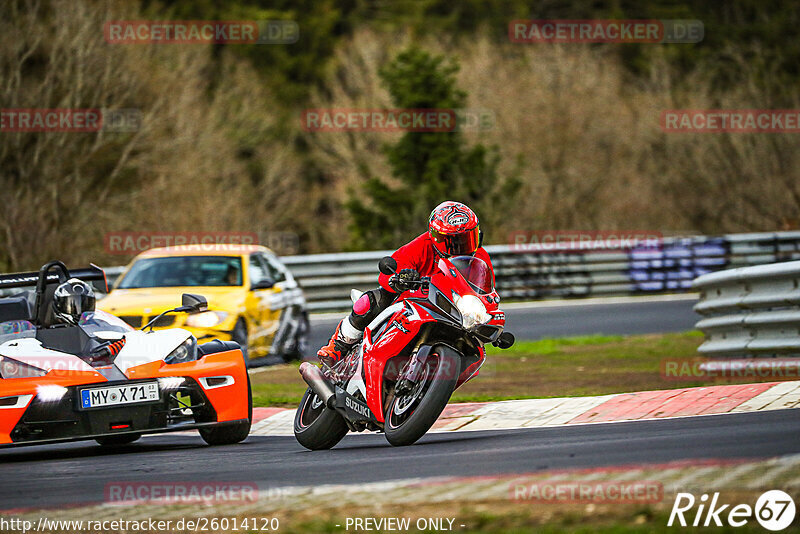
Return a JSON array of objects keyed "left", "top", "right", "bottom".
[
  {"left": 158, "top": 0, "right": 800, "bottom": 105},
  {"left": 1, "top": 0, "right": 798, "bottom": 269}
]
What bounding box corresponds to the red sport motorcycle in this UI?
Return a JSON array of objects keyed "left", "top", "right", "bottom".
[{"left": 294, "top": 254, "right": 514, "bottom": 448}]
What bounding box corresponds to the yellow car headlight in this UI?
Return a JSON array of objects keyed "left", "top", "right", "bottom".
[{"left": 185, "top": 311, "right": 228, "bottom": 328}]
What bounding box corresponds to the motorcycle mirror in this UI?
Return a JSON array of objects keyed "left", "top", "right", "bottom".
[
  {"left": 495, "top": 332, "right": 515, "bottom": 349},
  {"left": 378, "top": 256, "right": 398, "bottom": 276}
]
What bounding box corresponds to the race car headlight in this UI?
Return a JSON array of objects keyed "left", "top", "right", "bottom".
[
  {"left": 453, "top": 293, "right": 490, "bottom": 329},
  {"left": 0, "top": 357, "right": 48, "bottom": 379},
  {"left": 164, "top": 337, "right": 198, "bottom": 365},
  {"left": 185, "top": 311, "right": 228, "bottom": 328},
  {"left": 158, "top": 376, "right": 185, "bottom": 390}
]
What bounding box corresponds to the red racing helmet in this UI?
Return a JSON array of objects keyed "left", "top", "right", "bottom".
[{"left": 428, "top": 201, "right": 481, "bottom": 257}]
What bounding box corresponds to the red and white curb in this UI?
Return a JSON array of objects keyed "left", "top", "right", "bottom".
[{"left": 248, "top": 380, "right": 800, "bottom": 436}]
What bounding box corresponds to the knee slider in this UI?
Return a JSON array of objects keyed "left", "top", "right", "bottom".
[
  {"left": 349, "top": 288, "right": 388, "bottom": 331},
  {"left": 353, "top": 291, "right": 377, "bottom": 316}
]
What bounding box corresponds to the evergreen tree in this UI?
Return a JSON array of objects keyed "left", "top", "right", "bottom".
[{"left": 347, "top": 47, "right": 520, "bottom": 249}]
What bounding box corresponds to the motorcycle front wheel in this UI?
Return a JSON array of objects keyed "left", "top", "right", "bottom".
[
  {"left": 384, "top": 346, "right": 460, "bottom": 446},
  {"left": 294, "top": 387, "right": 349, "bottom": 450}
]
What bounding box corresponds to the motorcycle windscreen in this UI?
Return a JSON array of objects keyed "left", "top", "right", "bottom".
[{"left": 447, "top": 256, "right": 495, "bottom": 295}]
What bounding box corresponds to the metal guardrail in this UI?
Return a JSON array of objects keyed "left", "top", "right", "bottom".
[
  {"left": 100, "top": 231, "right": 800, "bottom": 312},
  {"left": 276, "top": 241, "right": 707, "bottom": 311},
  {"left": 693, "top": 260, "right": 800, "bottom": 358}
]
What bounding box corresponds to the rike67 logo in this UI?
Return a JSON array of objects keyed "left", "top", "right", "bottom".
[{"left": 668, "top": 490, "right": 796, "bottom": 531}]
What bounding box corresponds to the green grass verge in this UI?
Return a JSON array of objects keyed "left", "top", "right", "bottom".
[{"left": 250, "top": 330, "right": 767, "bottom": 408}]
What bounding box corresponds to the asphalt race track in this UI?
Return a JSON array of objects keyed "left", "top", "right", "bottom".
[
  {"left": 2, "top": 409, "right": 798, "bottom": 511},
  {"left": 308, "top": 296, "right": 699, "bottom": 350}
]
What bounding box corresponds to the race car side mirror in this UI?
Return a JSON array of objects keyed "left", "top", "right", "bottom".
[
  {"left": 379, "top": 257, "right": 398, "bottom": 276},
  {"left": 181, "top": 293, "right": 208, "bottom": 313},
  {"left": 143, "top": 294, "right": 208, "bottom": 331},
  {"left": 250, "top": 279, "right": 275, "bottom": 290}
]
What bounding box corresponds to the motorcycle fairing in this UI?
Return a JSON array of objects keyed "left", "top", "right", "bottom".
[
  {"left": 360, "top": 301, "right": 432, "bottom": 422},
  {"left": 334, "top": 385, "right": 380, "bottom": 424}
]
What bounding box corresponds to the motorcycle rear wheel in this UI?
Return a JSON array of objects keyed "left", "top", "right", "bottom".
[
  {"left": 294, "top": 387, "right": 349, "bottom": 450},
  {"left": 384, "top": 346, "right": 460, "bottom": 446}
]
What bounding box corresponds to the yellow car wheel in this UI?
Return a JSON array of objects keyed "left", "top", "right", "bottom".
[
  {"left": 286, "top": 313, "right": 309, "bottom": 361},
  {"left": 232, "top": 318, "right": 249, "bottom": 365}
]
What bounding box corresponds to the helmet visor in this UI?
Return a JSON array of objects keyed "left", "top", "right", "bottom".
[
  {"left": 54, "top": 280, "right": 96, "bottom": 324},
  {"left": 58, "top": 293, "right": 96, "bottom": 320},
  {"left": 430, "top": 225, "right": 480, "bottom": 256}
]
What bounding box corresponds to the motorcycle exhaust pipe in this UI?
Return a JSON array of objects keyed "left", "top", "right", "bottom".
[{"left": 299, "top": 362, "right": 336, "bottom": 409}]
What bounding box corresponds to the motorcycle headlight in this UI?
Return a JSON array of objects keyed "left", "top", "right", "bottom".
[
  {"left": 164, "top": 337, "right": 198, "bottom": 365},
  {"left": 185, "top": 311, "right": 228, "bottom": 328},
  {"left": 453, "top": 293, "right": 490, "bottom": 329}
]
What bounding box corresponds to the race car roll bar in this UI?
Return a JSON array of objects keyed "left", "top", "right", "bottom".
[{"left": 0, "top": 261, "right": 109, "bottom": 326}]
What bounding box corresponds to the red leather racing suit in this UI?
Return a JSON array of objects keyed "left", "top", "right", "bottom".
[{"left": 350, "top": 232, "right": 494, "bottom": 330}]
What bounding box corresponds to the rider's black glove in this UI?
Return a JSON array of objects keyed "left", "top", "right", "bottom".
[{"left": 389, "top": 269, "right": 420, "bottom": 293}]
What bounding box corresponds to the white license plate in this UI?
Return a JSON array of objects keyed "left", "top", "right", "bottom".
[{"left": 80, "top": 382, "right": 159, "bottom": 409}]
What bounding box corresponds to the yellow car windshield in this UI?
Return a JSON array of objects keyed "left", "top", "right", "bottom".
[{"left": 118, "top": 256, "right": 243, "bottom": 289}]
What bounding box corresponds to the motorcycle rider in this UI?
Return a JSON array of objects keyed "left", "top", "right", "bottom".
[{"left": 317, "top": 201, "right": 495, "bottom": 367}]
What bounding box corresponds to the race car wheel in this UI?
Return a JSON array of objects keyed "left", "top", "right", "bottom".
[
  {"left": 285, "top": 312, "right": 309, "bottom": 362},
  {"left": 294, "top": 387, "right": 348, "bottom": 450},
  {"left": 232, "top": 318, "right": 249, "bottom": 365},
  {"left": 96, "top": 433, "right": 141, "bottom": 446},
  {"left": 199, "top": 371, "right": 252, "bottom": 446}
]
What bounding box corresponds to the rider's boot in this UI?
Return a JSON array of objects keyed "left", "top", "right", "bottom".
[{"left": 317, "top": 318, "right": 361, "bottom": 368}]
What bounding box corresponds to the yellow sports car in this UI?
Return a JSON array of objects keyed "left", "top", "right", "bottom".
[{"left": 98, "top": 245, "right": 308, "bottom": 366}]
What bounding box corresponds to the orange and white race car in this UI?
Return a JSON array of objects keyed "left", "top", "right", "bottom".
[{"left": 0, "top": 261, "right": 251, "bottom": 448}]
